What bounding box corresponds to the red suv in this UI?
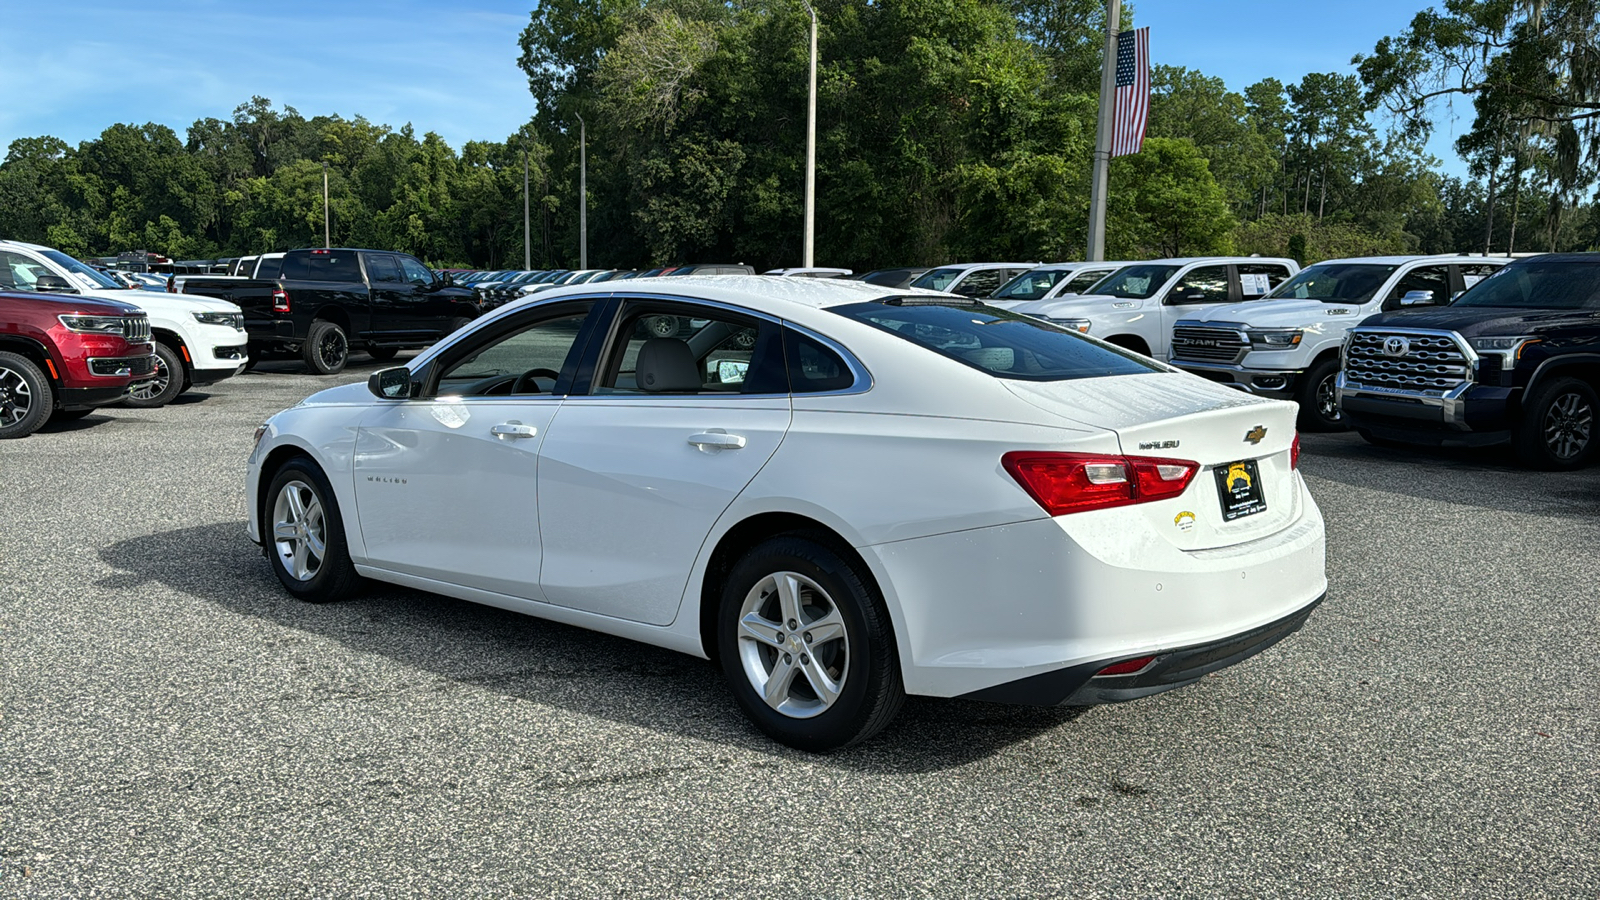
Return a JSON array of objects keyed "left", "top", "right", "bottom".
[{"left": 0, "top": 290, "right": 156, "bottom": 438}]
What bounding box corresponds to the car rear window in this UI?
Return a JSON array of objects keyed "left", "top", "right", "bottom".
[{"left": 830, "top": 301, "right": 1160, "bottom": 381}]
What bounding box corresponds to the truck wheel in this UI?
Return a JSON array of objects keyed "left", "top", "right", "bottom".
[
  {"left": 1295, "top": 358, "right": 1346, "bottom": 432},
  {"left": 303, "top": 321, "right": 349, "bottom": 375},
  {"left": 264, "top": 457, "right": 363, "bottom": 602},
  {"left": 449, "top": 316, "right": 473, "bottom": 333},
  {"left": 1515, "top": 376, "right": 1597, "bottom": 470},
  {"left": 717, "top": 535, "right": 904, "bottom": 752},
  {"left": 646, "top": 315, "right": 681, "bottom": 338},
  {"left": 0, "top": 351, "right": 53, "bottom": 439},
  {"left": 122, "top": 341, "right": 185, "bottom": 408},
  {"left": 368, "top": 347, "right": 399, "bottom": 362}
]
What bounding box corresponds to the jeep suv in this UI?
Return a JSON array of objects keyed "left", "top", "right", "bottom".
[
  {"left": 0, "top": 290, "right": 156, "bottom": 438},
  {"left": 1338, "top": 254, "right": 1600, "bottom": 468}
]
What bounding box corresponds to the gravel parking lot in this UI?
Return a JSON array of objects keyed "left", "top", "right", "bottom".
[{"left": 2, "top": 358, "right": 1595, "bottom": 897}]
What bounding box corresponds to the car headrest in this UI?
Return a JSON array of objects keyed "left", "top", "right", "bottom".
[{"left": 636, "top": 338, "right": 701, "bottom": 392}]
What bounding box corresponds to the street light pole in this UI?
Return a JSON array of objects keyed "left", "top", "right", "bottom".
[
  {"left": 321, "top": 160, "right": 330, "bottom": 248},
  {"left": 802, "top": 0, "right": 817, "bottom": 269},
  {"left": 523, "top": 148, "right": 531, "bottom": 270},
  {"left": 578, "top": 114, "right": 588, "bottom": 270},
  {"left": 1086, "top": 0, "right": 1121, "bottom": 261}
]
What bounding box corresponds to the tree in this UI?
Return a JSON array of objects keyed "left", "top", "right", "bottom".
[{"left": 1109, "top": 137, "right": 1235, "bottom": 258}]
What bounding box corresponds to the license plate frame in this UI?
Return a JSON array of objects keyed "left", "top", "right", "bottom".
[{"left": 1214, "top": 459, "right": 1267, "bottom": 521}]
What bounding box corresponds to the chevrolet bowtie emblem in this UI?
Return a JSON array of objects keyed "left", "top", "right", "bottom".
[{"left": 1244, "top": 425, "right": 1267, "bottom": 445}]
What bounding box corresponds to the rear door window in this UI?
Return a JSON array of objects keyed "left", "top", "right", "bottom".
[
  {"left": 364, "top": 254, "right": 402, "bottom": 283},
  {"left": 830, "top": 301, "right": 1159, "bottom": 381},
  {"left": 952, "top": 268, "right": 1009, "bottom": 297},
  {"left": 1237, "top": 263, "right": 1293, "bottom": 298},
  {"left": 592, "top": 302, "right": 784, "bottom": 395},
  {"left": 280, "top": 250, "right": 363, "bottom": 283}
]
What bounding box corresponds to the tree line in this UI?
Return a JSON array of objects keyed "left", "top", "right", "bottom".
[{"left": 1, "top": 0, "right": 1595, "bottom": 271}]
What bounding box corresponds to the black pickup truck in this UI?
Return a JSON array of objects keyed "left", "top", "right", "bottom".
[
  {"left": 1338, "top": 253, "right": 1600, "bottom": 469},
  {"left": 182, "top": 248, "right": 483, "bottom": 373}
]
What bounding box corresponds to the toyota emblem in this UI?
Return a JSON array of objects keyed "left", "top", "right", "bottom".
[{"left": 1383, "top": 336, "right": 1411, "bottom": 357}]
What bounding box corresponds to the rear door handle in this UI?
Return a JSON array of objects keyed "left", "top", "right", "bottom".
[
  {"left": 688, "top": 431, "right": 747, "bottom": 450},
  {"left": 491, "top": 422, "right": 537, "bottom": 440}
]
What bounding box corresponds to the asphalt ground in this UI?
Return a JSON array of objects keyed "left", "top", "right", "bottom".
[{"left": 2, "top": 357, "right": 1595, "bottom": 898}]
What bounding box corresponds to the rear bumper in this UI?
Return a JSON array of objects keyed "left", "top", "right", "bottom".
[{"left": 960, "top": 594, "right": 1323, "bottom": 706}]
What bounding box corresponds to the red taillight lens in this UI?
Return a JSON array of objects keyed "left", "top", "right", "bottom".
[
  {"left": 1094, "top": 655, "right": 1156, "bottom": 677},
  {"left": 272, "top": 288, "right": 290, "bottom": 313},
  {"left": 1002, "top": 452, "right": 1199, "bottom": 515},
  {"left": 1291, "top": 432, "right": 1301, "bottom": 470}
]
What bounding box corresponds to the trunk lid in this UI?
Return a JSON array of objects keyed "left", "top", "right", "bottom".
[{"left": 1004, "top": 372, "right": 1302, "bottom": 550}]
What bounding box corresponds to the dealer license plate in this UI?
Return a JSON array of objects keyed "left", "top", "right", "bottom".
[{"left": 1214, "top": 459, "right": 1267, "bottom": 521}]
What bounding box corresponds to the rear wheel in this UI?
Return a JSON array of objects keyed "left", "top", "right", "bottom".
[
  {"left": 448, "top": 316, "right": 473, "bottom": 333},
  {"left": 1295, "top": 357, "right": 1345, "bottom": 432},
  {"left": 122, "top": 341, "right": 185, "bottom": 408},
  {"left": 303, "top": 321, "right": 348, "bottom": 375},
  {"left": 0, "top": 351, "right": 52, "bottom": 439},
  {"left": 1515, "top": 376, "right": 1597, "bottom": 470},
  {"left": 263, "top": 458, "right": 362, "bottom": 602},
  {"left": 717, "top": 536, "right": 903, "bottom": 752}
]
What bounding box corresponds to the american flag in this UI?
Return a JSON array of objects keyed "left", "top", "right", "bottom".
[{"left": 1111, "top": 27, "right": 1150, "bottom": 157}]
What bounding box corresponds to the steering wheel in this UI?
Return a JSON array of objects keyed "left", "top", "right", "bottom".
[{"left": 511, "top": 367, "right": 562, "bottom": 394}]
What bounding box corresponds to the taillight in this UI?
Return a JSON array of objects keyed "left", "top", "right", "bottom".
[
  {"left": 1002, "top": 452, "right": 1199, "bottom": 516},
  {"left": 272, "top": 288, "right": 290, "bottom": 313},
  {"left": 1291, "top": 432, "right": 1301, "bottom": 470}
]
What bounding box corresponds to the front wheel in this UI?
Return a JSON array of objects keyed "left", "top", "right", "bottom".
[
  {"left": 303, "top": 321, "right": 349, "bottom": 375},
  {"left": 0, "top": 351, "right": 52, "bottom": 439},
  {"left": 717, "top": 536, "right": 903, "bottom": 752},
  {"left": 263, "top": 458, "right": 363, "bottom": 602},
  {"left": 1515, "top": 376, "right": 1597, "bottom": 470},
  {"left": 1295, "top": 357, "right": 1346, "bottom": 432},
  {"left": 122, "top": 341, "right": 185, "bottom": 408}
]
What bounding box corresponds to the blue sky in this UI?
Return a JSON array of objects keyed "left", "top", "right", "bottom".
[{"left": 1, "top": 0, "right": 1467, "bottom": 173}]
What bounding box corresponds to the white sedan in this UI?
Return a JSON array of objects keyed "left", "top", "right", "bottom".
[{"left": 246, "top": 277, "right": 1327, "bottom": 751}]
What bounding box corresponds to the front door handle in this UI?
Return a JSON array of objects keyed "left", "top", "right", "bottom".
[
  {"left": 491, "top": 422, "right": 537, "bottom": 440},
  {"left": 688, "top": 431, "right": 747, "bottom": 450}
]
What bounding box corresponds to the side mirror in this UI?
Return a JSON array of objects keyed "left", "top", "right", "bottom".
[
  {"left": 440, "top": 272, "right": 455, "bottom": 287},
  {"left": 33, "top": 274, "right": 76, "bottom": 294},
  {"left": 368, "top": 366, "right": 415, "bottom": 400},
  {"left": 1400, "top": 290, "right": 1435, "bottom": 307}
]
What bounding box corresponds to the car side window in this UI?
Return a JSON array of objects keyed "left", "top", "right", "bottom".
[
  {"left": 1385, "top": 265, "right": 1452, "bottom": 309},
  {"left": 785, "top": 329, "right": 855, "bottom": 393},
  {"left": 365, "top": 254, "right": 402, "bottom": 284},
  {"left": 594, "top": 304, "right": 782, "bottom": 395},
  {"left": 0, "top": 250, "right": 40, "bottom": 290},
  {"left": 1063, "top": 269, "right": 1112, "bottom": 293},
  {"left": 1457, "top": 263, "right": 1501, "bottom": 296},
  {"left": 434, "top": 303, "right": 595, "bottom": 397},
  {"left": 399, "top": 256, "right": 434, "bottom": 286},
  {"left": 953, "top": 269, "right": 1007, "bottom": 297},
  {"left": 1167, "top": 266, "right": 1230, "bottom": 304},
  {"left": 1237, "top": 263, "right": 1292, "bottom": 298}
]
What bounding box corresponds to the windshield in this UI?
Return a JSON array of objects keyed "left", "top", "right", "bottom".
[
  {"left": 1453, "top": 259, "right": 1600, "bottom": 310},
  {"left": 992, "top": 269, "right": 1069, "bottom": 301},
  {"left": 831, "top": 300, "right": 1160, "bottom": 381},
  {"left": 909, "top": 268, "right": 968, "bottom": 292},
  {"left": 1268, "top": 263, "right": 1397, "bottom": 304},
  {"left": 1089, "top": 265, "right": 1180, "bottom": 299},
  {"left": 41, "top": 250, "right": 126, "bottom": 289}
]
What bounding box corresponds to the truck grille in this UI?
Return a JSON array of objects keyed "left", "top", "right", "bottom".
[
  {"left": 1345, "top": 331, "right": 1471, "bottom": 394},
  {"left": 125, "top": 316, "right": 151, "bottom": 343},
  {"left": 1171, "top": 325, "right": 1249, "bottom": 363}
]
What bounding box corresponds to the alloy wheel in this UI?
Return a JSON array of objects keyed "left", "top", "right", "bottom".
[
  {"left": 272, "top": 479, "right": 328, "bottom": 582},
  {"left": 1543, "top": 391, "right": 1592, "bottom": 460},
  {"left": 1316, "top": 373, "right": 1340, "bottom": 421},
  {"left": 736, "top": 571, "right": 851, "bottom": 719},
  {"left": 0, "top": 365, "right": 32, "bottom": 428},
  {"left": 319, "top": 330, "right": 348, "bottom": 371},
  {"left": 126, "top": 354, "right": 170, "bottom": 402}
]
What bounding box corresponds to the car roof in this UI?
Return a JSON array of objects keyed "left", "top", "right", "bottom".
[
  {"left": 1302, "top": 255, "right": 1516, "bottom": 266},
  {"left": 526, "top": 274, "right": 951, "bottom": 314},
  {"left": 922, "top": 262, "right": 1038, "bottom": 272}
]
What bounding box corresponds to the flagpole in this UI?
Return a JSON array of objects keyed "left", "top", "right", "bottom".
[{"left": 1086, "top": 0, "right": 1121, "bottom": 262}]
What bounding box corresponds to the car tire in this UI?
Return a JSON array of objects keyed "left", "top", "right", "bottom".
[
  {"left": 1515, "top": 376, "right": 1597, "bottom": 470},
  {"left": 646, "top": 315, "right": 680, "bottom": 338},
  {"left": 303, "top": 321, "right": 349, "bottom": 375},
  {"left": 449, "top": 316, "right": 473, "bottom": 333},
  {"left": 368, "top": 346, "right": 399, "bottom": 362},
  {"left": 263, "top": 458, "right": 363, "bottom": 602},
  {"left": 1295, "top": 357, "right": 1346, "bottom": 432},
  {"left": 716, "top": 535, "right": 904, "bottom": 752},
  {"left": 122, "top": 341, "right": 185, "bottom": 408},
  {"left": 0, "top": 351, "right": 53, "bottom": 440}
]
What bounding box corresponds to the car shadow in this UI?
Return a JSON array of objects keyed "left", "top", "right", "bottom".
[
  {"left": 1301, "top": 431, "right": 1600, "bottom": 519},
  {"left": 98, "top": 523, "right": 1084, "bottom": 772},
  {"left": 37, "top": 412, "right": 118, "bottom": 433}
]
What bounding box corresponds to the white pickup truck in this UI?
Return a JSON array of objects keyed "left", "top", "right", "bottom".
[
  {"left": 1008, "top": 257, "right": 1300, "bottom": 357},
  {"left": 0, "top": 240, "right": 250, "bottom": 407},
  {"left": 1166, "top": 255, "right": 1511, "bottom": 430}
]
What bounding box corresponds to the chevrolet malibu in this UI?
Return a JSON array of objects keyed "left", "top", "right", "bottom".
[{"left": 246, "top": 277, "right": 1327, "bottom": 751}]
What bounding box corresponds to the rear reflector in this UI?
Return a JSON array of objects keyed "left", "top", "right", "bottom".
[
  {"left": 1002, "top": 452, "right": 1199, "bottom": 515},
  {"left": 1094, "top": 655, "right": 1156, "bottom": 677}
]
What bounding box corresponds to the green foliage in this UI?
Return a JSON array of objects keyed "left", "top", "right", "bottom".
[{"left": 1109, "top": 137, "right": 1235, "bottom": 258}]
